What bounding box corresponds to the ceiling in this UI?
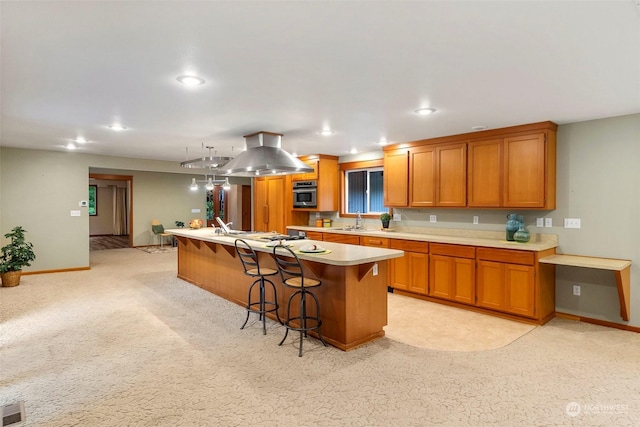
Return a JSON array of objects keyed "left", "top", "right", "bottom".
[{"left": 1, "top": 1, "right": 639, "bottom": 164}]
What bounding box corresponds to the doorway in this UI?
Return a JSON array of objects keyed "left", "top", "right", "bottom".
[
  {"left": 88, "top": 173, "right": 133, "bottom": 249},
  {"left": 206, "top": 186, "right": 228, "bottom": 227}
]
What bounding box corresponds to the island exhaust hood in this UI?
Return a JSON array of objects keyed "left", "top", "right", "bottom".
[{"left": 222, "top": 131, "right": 313, "bottom": 176}]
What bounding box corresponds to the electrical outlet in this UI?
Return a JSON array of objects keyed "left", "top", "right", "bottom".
[
  {"left": 372, "top": 263, "right": 378, "bottom": 276},
  {"left": 564, "top": 218, "right": 581, "bottom": 229},
  {"left": 473, "top": 216, "right": 479, "bottom": 225},
  {"left": 429, "top": 214, "right": 437, "bottom": 223},
  {"left": 393, "top": 213, "right": 401, "bottom": 221},
  {"left": 545, "top": 218, "right": 553, "bottom": 228},
  {"left": 573, "top": 285, "right": 581, "bottom": 296},
  {"left": 536, "top": 218, "right": 544, "bottom": 227}
]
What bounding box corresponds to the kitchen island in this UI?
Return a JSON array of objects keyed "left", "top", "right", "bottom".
[{"left": 168, "top": 228, "right": 404, "bottom": 351}]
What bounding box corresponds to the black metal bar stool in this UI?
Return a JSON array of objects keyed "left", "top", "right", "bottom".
[
  {"left": 235, "top": 239, "right": 282, "bottom": 335},
  {"left": 272, "top": 245, "right": 327, "bottom": 357}
]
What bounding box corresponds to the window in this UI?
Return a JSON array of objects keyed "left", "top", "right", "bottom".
[
  {"left": 88, "top": 185, "right": 97, "bottom": 216},
  {"left": 340, "top": 159, "right": 389, "bottom": 216}
]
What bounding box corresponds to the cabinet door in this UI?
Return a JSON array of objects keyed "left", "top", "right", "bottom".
[
  {"left": 477, "top": 260, "right": 505, "bottom": 310},
  {"left": 505, "top": 264, "right": 535, "bottom": 317},
  {"left": 292, "top": 157, "right": 318, "bottom": 181},
  {"left": 407, "top": 252, "right": 429, "bottom": 295},
  {"left": 305, "top": 231, "right": 324, "bottom": 241},
  {"left": 390, "top": 253, "right": 410, "bottom": 291},
  {"left": 436, "top": 143, "right": 467, "bottom": 207},
  {"left": 452, "top": 257, "right": 475, "bottom": 305},
  {"left": 384, "top": 149, "right": 409, "bottom": 207},
  {"left": 468, "top": 138, "right": 502, "bottom": 207},
  {"left": 429, "top": 254, "right": 453, "bottom": 299},
  {"left": 322, "top": 233, "right": 360, "bottom": 245},
  {"left": 503, "top": 133, "right": 546, "bottom": 208},
  {"left": 254, "top": 178, "right": 268, "bottom": 231},
  {"left": 409, "top": 146, "right": 435, "bottom": 207},
  {"left": 266, "top": 176, "right": 285, "bottom": 234}
]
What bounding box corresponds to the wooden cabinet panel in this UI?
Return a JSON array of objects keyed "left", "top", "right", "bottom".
[
  {"left": 429, "top": 254, "right": 452, "bottom": 299},
  {"left": 409, "top": 146, "right": 435, "bottom": 207},
  {"left": 254, "top": 176, "right": 286, "bottom": 234},
  {"left": 429, "top": 253, "right": 474, "bottom": 304},
  {"left": 407, "top": 252, "right": 429, "bottom": 295},
  {"left": 477, "top": 259, "right": 536, "bottom": 318},
  {"left": 477, "top": 260, "right": 505, "bottom": 310},
  {"left": 477, "top": 247, "right": 534, "bottom": 265},
  {"left": 390, "top": 252, "right": 410, "bottom": 291},
  {"left": 360, "top": 236, "right": 390, "bottom": 248},
  {"left": 292, "top": 157, "right": 318, "bottom": 181},
  {"left": 503, "top": 133, "right": 547, "bottom": 208},
  {"left": 430, "top": 243, "right": 475, "bottom": 259},
  {"left": 452, "top": 257, "right": 475, "bottom": 304},
  {"left": 383, "top": 149, "right": 409, "bottom": 207},
  {"left": 322, "top": 233, "right": 360, "bottom": 245},
  {"left": 436, "top": 143, "right": 466, "bottom": 207},
  {"left": 305, "top": 231, "right": 324, "bottom": 241},
  {"left": 468, "top": 138, "right": 502, "bottom": 207},
  {"left": 505, "top": 264, "right": 535, "bottom": 317},
  {"left": 389, "top": 239, "right": 428, "bottom": 253}
]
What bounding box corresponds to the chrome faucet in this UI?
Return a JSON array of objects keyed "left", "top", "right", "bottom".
[{"left": 355, "top": 211, "right": 362, "bottom": 229}]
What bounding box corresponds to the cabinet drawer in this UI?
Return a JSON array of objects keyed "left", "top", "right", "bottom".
[
  {"left": 360, "top": 236, "right": 390, "bottom": 248},
  {"left": 430, "top": 243, "right": 475, "bottom": 259},
  {"left": 390, "top": 239, "right": 429, "bottom": 253},
  {"left": 305, "top": 231, "right": 324, "bottom": 241},
  {"left": 477, "top": 248, "right": 534, "bottom": 265},
  {"left": 322, "top": 233, "right": 360, "bottom": 245}
]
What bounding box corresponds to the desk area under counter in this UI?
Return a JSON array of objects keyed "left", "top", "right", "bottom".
[{"left": 167, "top": 228, "right": 404, "bottom": 351}]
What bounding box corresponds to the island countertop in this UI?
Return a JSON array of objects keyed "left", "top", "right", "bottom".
[{"left": 167, "top": 228, "right": 404, "bottom": 266}]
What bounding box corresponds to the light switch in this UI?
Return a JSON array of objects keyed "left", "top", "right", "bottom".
[
  {"left": 429, "top": 215, "right": 437, "bottom": 223},
  {"left": 536, "top": 218, "right": 544, "bottom": 227},
  {"left": 191, "top": 208, "right": 201, "bottom": 213},
  {"left": 70, "top": 210, "right": 81, "bottom": 217},
  {"left": 545, "top": 218, "right": 553, "bottom": 228},
  {"left": 564, "top": 218, "right": 581, "bottom": 229},
  {"left": 473, "top": 216, "right": 479, "bottom": 225},
  {"left": 393, "top": 214, "right": 401, "bottom": 221}
]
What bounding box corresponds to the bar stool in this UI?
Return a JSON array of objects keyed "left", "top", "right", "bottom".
[
  {"left": 272, "top": 245, "right": 327, "bottom": 357},
  {"left": 235, "top": 239, "right": 282, "bottom": 335}
]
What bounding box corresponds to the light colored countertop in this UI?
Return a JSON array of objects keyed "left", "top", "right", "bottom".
[
  {"left": 287, "top": 225, "right": 558, "bottom": 252},
  {"left": 167, "top": 228, "right": 404, "bottom": 266}
]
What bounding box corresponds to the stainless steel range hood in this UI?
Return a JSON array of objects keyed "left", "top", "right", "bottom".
[{"left": 222, "top": 131, "right": 313, "bottom": 176}]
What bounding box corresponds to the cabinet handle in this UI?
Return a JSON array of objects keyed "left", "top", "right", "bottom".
[{"left": 264, "top": 205, "right": 269, "bottom": 224}]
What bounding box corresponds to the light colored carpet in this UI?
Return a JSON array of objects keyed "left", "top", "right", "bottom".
[
  {"left": 2, "top": 249, "right": 640, "bottom": 426},
  {"left": 385, "top": 292, "right": 536, "bottom": 351}
]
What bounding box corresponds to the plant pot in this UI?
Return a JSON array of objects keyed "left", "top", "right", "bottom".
[
  {"left": 381, "top": 220, "right": 390, "bottom": 229},
  {"left": 1, "top": 270, "right": 22, "bottom": 287}
]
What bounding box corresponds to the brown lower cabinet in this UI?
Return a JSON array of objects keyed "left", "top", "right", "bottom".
[
  {"left": 389, "top": 239, "right": 429, "bottom": 295},
  {"left": 429, "top": 243, "right": 475, "bottom": 304}
]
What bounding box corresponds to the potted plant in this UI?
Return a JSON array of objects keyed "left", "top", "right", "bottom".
[
  {"left": 380, "top": 213, "right": 391, "bottom": 229},
  {"left": 1, "top": 226, "right": 36, "bottom": 287}
]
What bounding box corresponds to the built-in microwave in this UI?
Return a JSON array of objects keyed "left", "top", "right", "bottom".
[{"left": 293, "top": 180, "right": 317, "bottom": 208}]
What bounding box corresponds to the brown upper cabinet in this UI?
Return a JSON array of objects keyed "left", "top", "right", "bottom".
[
  {"left": 292, "top": 154, "right": 339, "bottom": 211},
  {"left": 384, "top": 121, "right": 557, "bottom": 209}
]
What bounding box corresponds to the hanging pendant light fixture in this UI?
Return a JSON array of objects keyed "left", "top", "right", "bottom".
[
  {"left": 222, "top": 178, "right": 231, "bottom": 190},
  {"left": 189, "top": 178, "right": 199, "bottom": 191},
  {"left": 181, "top": 144, "right": 232, "bottom": 170}
]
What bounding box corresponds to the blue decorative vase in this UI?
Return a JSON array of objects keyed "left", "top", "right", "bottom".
[
  {"left": 506, "top": 214, "right": 519, "bottom": 241},
  {"left": 514, "top": 223, "right": 530, "bottom": 243}
]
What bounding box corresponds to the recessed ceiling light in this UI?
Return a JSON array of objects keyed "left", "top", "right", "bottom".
[
  {"left": 414, "top": 107, "right": 436, "bottom": 115},
  {"left": 378, "top": 138, "right": 389, "bottom": 145},
  {"left": 350, "top": 148, "right": 358, "bottom": 154},
  {"left": 66, "top": 143, "right": 77, "bottom": 150},
  {"left": 109, "top": 124, "right": 126, "bottom": 131},
  {"left": 74, "top": 137, "right": 88, "bottom": 143},
  {"left": 177, "top": 75, "right": 205, "bottom": 86},
  {"left": 318, "top": 129, "right": 334, "bottom": 136},
  {"left": 471, "top": 125, "right": 487, "bottom": 131}
]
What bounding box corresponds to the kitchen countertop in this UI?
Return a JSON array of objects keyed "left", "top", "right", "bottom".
[
  {"left": 287, "top": 225, "right": 558, "bottom": 252},
  {"left": 167, "top": 228, "right": 404, "bottom": 266}
]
